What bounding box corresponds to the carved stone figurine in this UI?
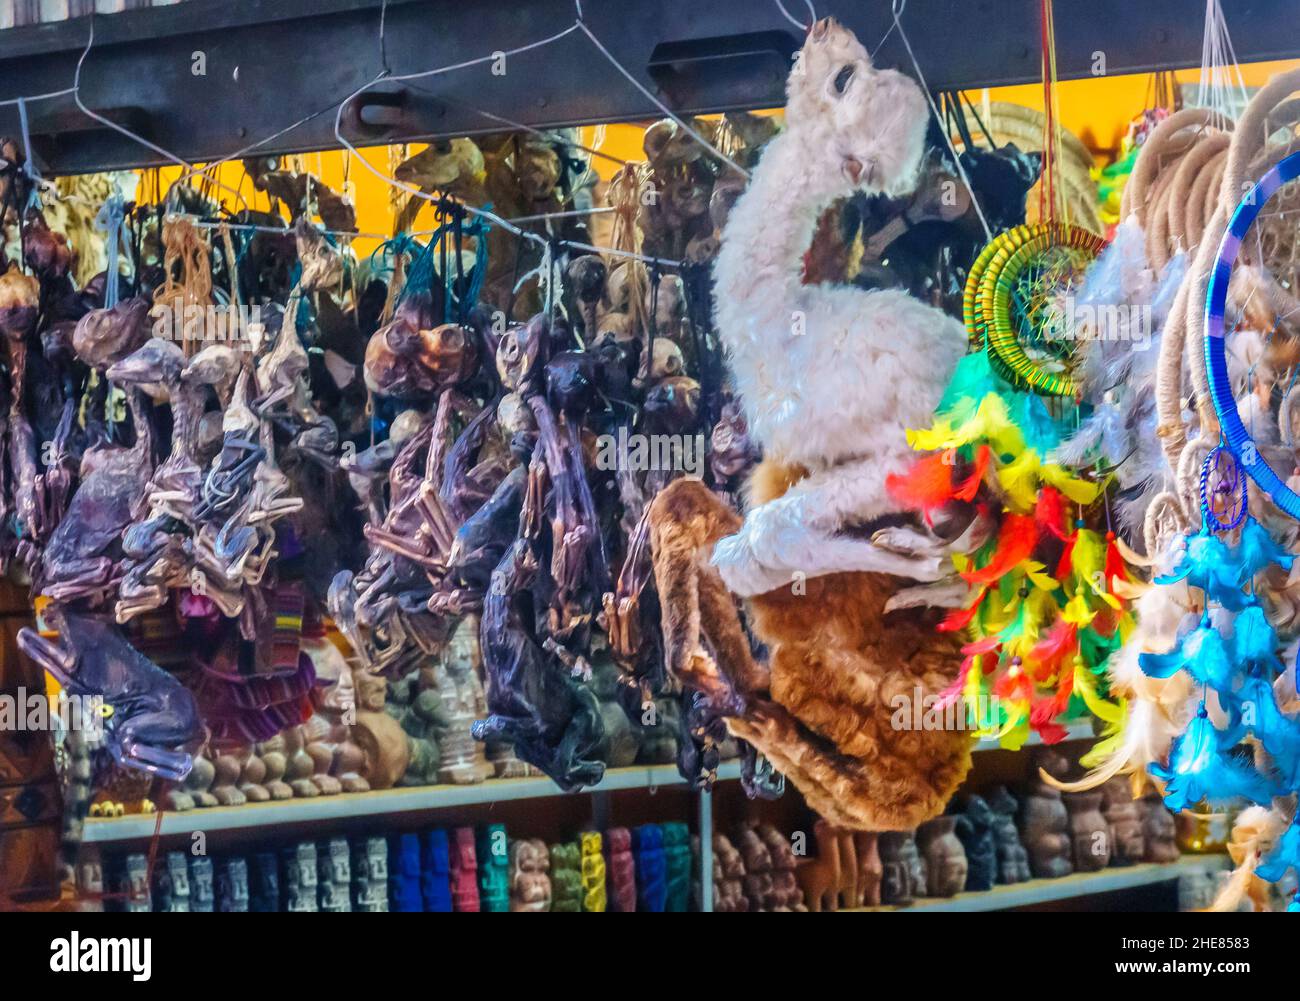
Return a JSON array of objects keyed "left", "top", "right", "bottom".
[
  {"left": 1065, "top": 791, "right": 1111, "bottom": 873},
  {"left": 986, "top": 785, "right": 1031, "bottom": 884},
  {"left": 217, "top": 857, "right": 250, "bottom": 912},
  {"left": 737, "top": 825, "right": 776, "bottom": 910},
  {"left": 710, "top": 833, "right": 748, "bottom": 912},
  {"left": 509, "top": 838, "right": 552, "bottom": 912},
  {"left": 794, "top": 819, "right": 843, "bottom": 911},
  {"left": 153, "top": 851, "right": 191, "bottom": 912},
  {"left": 282, "top": 841, "right": 319, "bottom": 912},
  {"left": 478, "top": 824, "right": 511, "bottom": 912},
  {"left": 318, "top": 836, "right": 352, "bottom": 912},
  {"left": 189, "top": 856, "right": 214, "bottom": 912},
  {"left": 854, "top": 832, "right": 883, "bottom": 908},
  {"left": 605, "top": 827, "right": 637, "bottom": 912},
  {"left": 1140, "top": 789, "right": 1181, "bottom": 863},
  {"left": 450, "top": 826, "right": 481, "bottom": 911},
  {"left": 550, "top": 841, "right": 583, "bottom": 912},
  {"left": 917, "top": 815, "right": 968, "bottom": 897},
  {"left": 431, "top": 616, "right": 496, "bottom": 784},
  {"left": 1020, "top": 751, "right": 1073, "bottom": 879},
  {"left": 953, "top": 795, "right": 998, "bottom": 892},
  {"left": 757, "top": 822, "right": 806, "bottom": 911},
  {"left": 878, "top": 830, "right": 926, "bottom": 906},
  {"left": 1100, "top": 777, "right": 1145, "bottom": 867},
  {"left": 581, "top": 830, "right": 608, "bottom": 912},
  {"left": 351, "top": 836, "right": 389, "bottom": 912}
]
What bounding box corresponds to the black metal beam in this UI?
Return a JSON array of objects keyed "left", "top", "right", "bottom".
[{"left": 0, "top": 0, "right": 1297, "bottom": 175}]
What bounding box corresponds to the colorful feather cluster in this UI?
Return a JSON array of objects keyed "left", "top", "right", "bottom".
[{"left": 889, "top": 351, "right": 1132, "bottom": 748}]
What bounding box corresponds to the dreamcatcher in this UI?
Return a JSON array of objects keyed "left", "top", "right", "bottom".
[{"left": 889, "top": 0, "right": 1136, "bottom": 750}]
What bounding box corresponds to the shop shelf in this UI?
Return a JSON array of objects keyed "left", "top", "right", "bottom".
[
  {"left": 81, "top": 760, "right": 744, "bottom": 843},
  {"left": 848, "top": 854, "right": 1231, "bottom": 912}
]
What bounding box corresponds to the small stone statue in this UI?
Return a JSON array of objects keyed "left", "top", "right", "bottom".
[
  {"left": 1100, "top": 777, "right": 1145, "bottom": 867},
  {"left": 250, "top": 852, "right": 280, "bottom": 912},
  {"left": 917, "top": 816, "right": 968, "bottom": 897},
  {"left": 153, "top": 851, "right": 191, "bottom": 912},
  {"left": 431, "top": 617, "right": 495, "bottom": 784},
  {"left": 878, "top": 830, "right": 925, "bottom": 905},
  {"left": 1020, "top": 751, "right": 1073, "bottom": 879},
  {"left": 421, "top": 830, "right": 453, "bottom": 912},
  {"left": 478, "top": 824, "right": 511, "bottom": 912},
  {"left": 633, "top": 825, "right": 668, "bottom": 912},
  {"left": 1140, "top": 789, "right": 1180, "bottom": 863},
  {"left": 351, "top": 836, "right": 389, "bottom": 912},
  {"left": 121, "top": 853, "right": 152, "bottom": 912},
  {"left": 217, "top": 857, "right": 249, "bottom": 912},
  {"left": 605, "top": 827, "right": 637, "bottom": 912},
  {"left": 509, "top": 838, "right": 552, "bottom": 912},
  {"left": 318, "top": 837, "right": 352, "bottom": 912},
  {"left": 986, "top": 785, "right": 1031, "bottom": 884},
  {"left": 450, "top": 826, "right": 481, "bottom": 911},
  {"left": 736, "top": 825, "right": 775, "bottom": 910},
  {"left": 282, "top": 841, "right": 319, "bottom": 912},
  {"left": 389, "top": 833, "right": 423, "bottom": 912},
  {"left": 757, "top": 822, "right": 807, "bottom": 911},
  {"left": 189, "top": 856, "right": 215, "bottom": 912},
  {"left": 1065, "top": 791, "right": 1111, "bottom": 872},
  {"left": 580, "top": 830, "right": 608, "bottom": 911},
  {"left": 550, "top": 841, "right": 584, "bottom": 912},
  {"left": 853, "top": 832, "right": 883, "bottom": 907},
  {"left": 954, "top": 795, "right": 998, "bottom": 892},
  {"left": 709, "top": 833, "right": 748, "bottom": 912}
]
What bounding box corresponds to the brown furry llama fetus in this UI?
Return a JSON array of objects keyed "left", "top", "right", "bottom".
[{"left": 650, "top": 17, "right": 971, "bottom": 833}]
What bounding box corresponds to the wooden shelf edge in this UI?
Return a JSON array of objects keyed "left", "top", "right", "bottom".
[{"left": 82, "top": 760, "right": 743, "bottom": 843}]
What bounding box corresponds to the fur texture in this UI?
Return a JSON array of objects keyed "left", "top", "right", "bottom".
[
  {"left": 710, "top": 18, "right": 966, "bottom": 596},
  {"left": 650, "top": 475, "right": 970, "bottom": 831}
]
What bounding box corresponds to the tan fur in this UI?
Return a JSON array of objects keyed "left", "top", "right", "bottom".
[{"left": 649, "top": 471, "right": 970, "bottom": 831}]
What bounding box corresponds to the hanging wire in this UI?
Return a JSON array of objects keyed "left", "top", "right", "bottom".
[
  {"left": 891, "top": 1, "right": 993, "bottom": 240},
  {"left": 773, "top": 0, "right": 817, "bottom": 31}
]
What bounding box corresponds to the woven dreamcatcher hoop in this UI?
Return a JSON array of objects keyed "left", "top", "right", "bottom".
[
  {"left": 963, "top": 221, "right": 1107, "bottom": 396},
  {"left": 1204, "top": 149, "right": 1300, "bottom": 521}
]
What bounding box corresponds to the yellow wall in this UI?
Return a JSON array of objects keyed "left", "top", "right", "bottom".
[{"left": 152, "top": 58, "right": 1300, "bottom": 253}]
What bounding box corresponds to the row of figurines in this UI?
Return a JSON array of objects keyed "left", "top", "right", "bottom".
[
  {"left": 87, "top": 821, "right": 698, "bottom": 913},
  {"left": 743, "top": 769, "right": 1186, "bottom": 911},
  {"left": 112, "top": 629, "right": 712, "bottom": 818}
]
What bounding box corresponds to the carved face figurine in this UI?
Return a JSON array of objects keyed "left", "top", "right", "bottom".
[
  {"left": 954, "top": 795, "right": 999, "bottom": 892},
  {"left": 917, "top": 816, "right": 968, "bottom": 897},
  {"left": 986, "top": 785, "right": 1032, "bottom": 884},
  {"left": 1100, "top": 776, "right": 1145, "bottom": 866},
  {"left": 217, "top": 858, "right": 250, "bottom": 913},
  {"left": 1140, "top": 790, "right": 1181, "bottom": 864},
  {"left": 878, "top": 831, "right": 924, "bottom": 906},
  {"left": 1065, "top": 791, "right": 1111, "bottom": 873},
  {"left": 1021, "top": 753, "right": 1074, "bottom": 879}
]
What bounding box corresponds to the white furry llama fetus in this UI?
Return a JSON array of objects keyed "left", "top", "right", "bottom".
[{"left": 710, "top": 17, "right": 967, "bottom": 597}]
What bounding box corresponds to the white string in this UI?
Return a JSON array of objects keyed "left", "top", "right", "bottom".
[
  {"left": 891, "top": 5, "right": 992, "bottom": 240},
  {"left": 1196, "top": 0, "right": 1248, "bottom": 125},
  {"left": 73, "top": 16, "right": 249, "bottom": 210},
  {"left": 773, "top": 0, "right": 816, "bottom": 31},
  {"left": 575, "top": 20, "right": 752, "bottom": 180}
]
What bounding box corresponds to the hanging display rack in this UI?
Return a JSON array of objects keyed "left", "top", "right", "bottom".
[{"left": 1, "top": 0, "right": 1299, "bottom": 176}]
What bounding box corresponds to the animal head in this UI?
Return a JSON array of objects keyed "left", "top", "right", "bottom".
[
  {"left": 784, "top": 17, "right": 928, "bottom": 200},
  {"left": 106, "top": 337, "right": 186, "bottom": 400}
]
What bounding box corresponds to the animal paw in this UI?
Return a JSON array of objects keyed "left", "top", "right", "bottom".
[{"left": 711, "top": 530, "right": 796, "bottom": 597}]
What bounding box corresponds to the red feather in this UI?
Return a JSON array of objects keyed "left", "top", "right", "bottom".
[
  {"left": 953, "top": 445, "right": 991, "bottom": 501},
  {"left": 1028, "top": 620, "right": 1078, "bottom": 681},
  {"left": 962, "top": 514, "right": 1038, "bottom": 585},
  {"left": 886, "top": 453, "right": 956, "bottom": 512},
  {"left": 1104, "top": 531, "right": 1130, "bottom": 593},
  {"left": 1055, "top": 529, "right": 1078, "bottom": 579},
  {"left": 1035, "top": 486, "right": 1069, "bottom": 540},
  {"left": 937, "top": 654, "right": 977, "bottom": 708}
]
